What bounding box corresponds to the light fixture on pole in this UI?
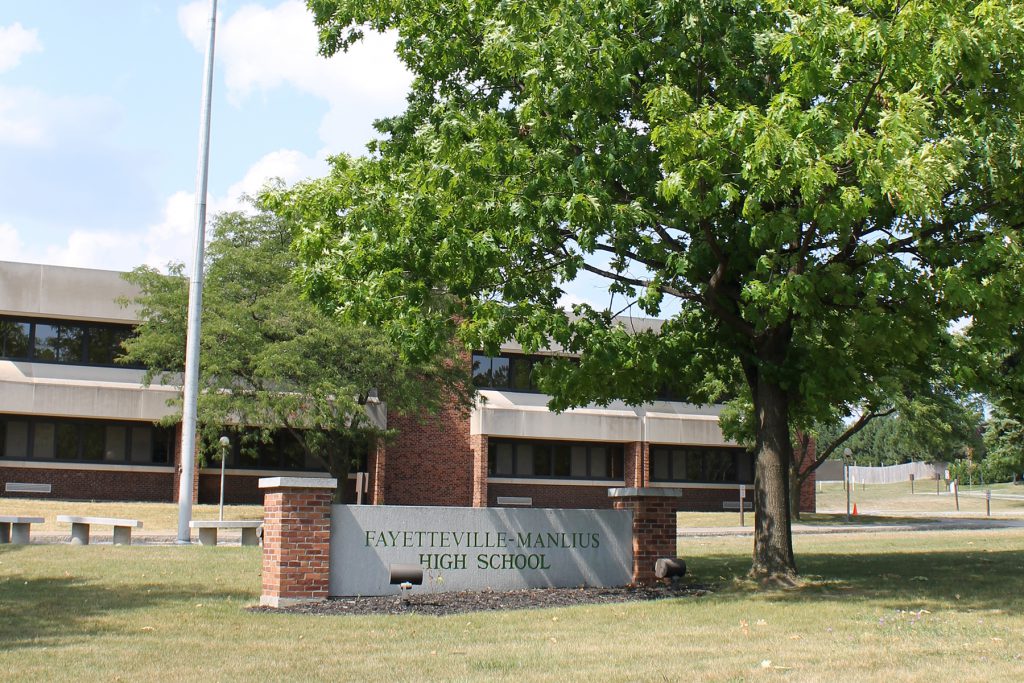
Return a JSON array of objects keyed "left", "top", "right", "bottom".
[
  {"left": 218, "top": 435, "right": 230, "bottom": 521},
  {"left": 177, "top": 0, "right": 218, "bottom": 544}
]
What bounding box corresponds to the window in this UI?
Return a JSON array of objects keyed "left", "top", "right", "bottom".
[
  {"left": 211, "top": 427, "right": 365, "bottom": 472},
  {"left": 649, "top": 446, "right": 752, "bottom": 484},
  {"left": 487, "top": 439, "right": 625, "bottom": 480},
  {"left": 0, "top": 414, "right": 172, "bottom": 465},
  {"left": 0, "top": 320, "right": 30, "bottom": 357},
  {"left": 471, "top": 352, "right": 556, "bottom": 392},
  {"left": 0, "top": 315, "right": 140, "bottom": 368}
]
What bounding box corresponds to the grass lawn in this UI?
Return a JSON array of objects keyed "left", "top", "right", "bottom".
[
  {"left": 815, "top": 481, "right": 1024, "bottom": 517},
  {"left": 3, "top": 528, "right": 1023, "bottom": 681}
]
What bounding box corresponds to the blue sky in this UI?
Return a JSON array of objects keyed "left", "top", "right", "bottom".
[
  {"left": 0, "top": 1, "right": 411, "bottom": 272},
  {"left": 0, "top": 1, "right": 633, "bottom": 312}
]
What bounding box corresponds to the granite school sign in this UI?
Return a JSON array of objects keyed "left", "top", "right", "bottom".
[
  {"left": 330, "top": 506, "right": 633, "bottom": 595},
  {"left": 257, "top": 478, "right": 682, "bottom": 607}
]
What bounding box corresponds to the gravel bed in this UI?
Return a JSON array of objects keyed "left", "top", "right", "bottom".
[{"left": 251, "top": 582, "right": 713, "bottom": 617}]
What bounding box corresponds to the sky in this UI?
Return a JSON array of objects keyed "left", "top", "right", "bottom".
[
  {"left": 0, "top": 1, "right": 411, "bottom": 272},
  {"left": 0, "top": 1, "right": 633, "bottom": 313}
]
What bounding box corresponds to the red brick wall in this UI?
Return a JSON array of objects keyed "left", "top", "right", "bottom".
[
  {"left": 625, "top": 441, "right": 649, "bottom": 488},
  {"left": 0, "top": 465, "right": 174, "bottom": 501},
  {"left": 383, "top": 406, "right": 474, "bottom": 506},
  {"left": 470, "top": 434, "right": 488, "bottom": 507},
  {"left": 488, "top": 481, "right": 752, "bottom": 512},
  {"left": 488, "top": 482, "right": 615, "bottom": 509},
  {"left": 794, "top": 433, "right": 818, "bottom": 513}
]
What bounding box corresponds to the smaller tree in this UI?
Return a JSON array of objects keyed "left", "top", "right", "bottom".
[
  {"left": 981, "top": 407, "right": 1024, "bottom": 483},
  {"left": 121, "top": 204, "right": 469, "bottom": 502}
]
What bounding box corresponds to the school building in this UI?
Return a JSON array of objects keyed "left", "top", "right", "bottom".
[{"left": 0, "top": 260, "right": 815, "bottom": 512}]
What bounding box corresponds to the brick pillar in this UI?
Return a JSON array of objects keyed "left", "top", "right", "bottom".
[
  {"left": 258, "top": 477, "right": 336, "bottom": 608},
  {"left": 470, "top": 433, "right": 489, "bottom": 507},
  {"left": 608, "top": 487, "right": 682, "bottom": 584}
]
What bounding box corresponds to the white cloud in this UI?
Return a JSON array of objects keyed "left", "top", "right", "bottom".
[
  {"left": 222, "top": 148, "right": 327, "bottom": 206},
  {"left": 178, "top": 1, "right": 411, "bottom": 153},
  {"left": 0, "top": 22, "right": 42, "bottom": 73}
]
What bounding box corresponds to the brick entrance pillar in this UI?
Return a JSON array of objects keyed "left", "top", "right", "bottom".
[
  {"left": 608, "top": 487, "right": 682, "bottom": 584},
  {"left": 258, "top": 477, "right": 336, "bottom": 608}
]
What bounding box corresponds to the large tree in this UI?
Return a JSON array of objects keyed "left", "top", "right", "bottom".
[
  {"left": 121, "top": 205, "right": 469, "bottom": 502},
  {"left": 271, "top": 0, "right": 1024, "bottom": 579}
]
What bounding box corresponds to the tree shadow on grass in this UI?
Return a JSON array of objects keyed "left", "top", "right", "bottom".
[
  {"left": 0, "top": 553, "right": 254, "bottom": 651},
  {"left": 685, "top": 548, "right": 1024, "bottom": 613}
]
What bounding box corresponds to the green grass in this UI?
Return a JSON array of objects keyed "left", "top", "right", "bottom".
[
  {"left": 816, "top": 481, "right": 1024, "bottom": 517},
  {"left": 3, "top": 529, "right": 1024, "bottom": 681}
]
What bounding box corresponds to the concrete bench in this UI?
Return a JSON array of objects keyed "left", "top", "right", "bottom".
[
  {"left": 56, "top": 515, "right": 143, "bottom": 546},
  {"left": 189, "top": 520, "right": 262, "bottom": 546},
  {"left": 722, "top": 501, "right": 753, "bottom": 511},
  {"left": 0, "top": 516, "right": 45, "bottom": 544},
  {"left": 5, "top": 482, "right": 52, "bottom": 494}
]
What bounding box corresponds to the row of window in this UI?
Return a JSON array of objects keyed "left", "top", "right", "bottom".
[
  {"left": 489, "top": 440, "right": 625, "bottom": 479},
  {"left": 209, "top": 428, "right": 368, "bottom": 472},
  {"left": 0, "top": 316, "right": 140, "bottom": 368},
  {"left": 472, "top": 352, "right": 685, "bottom": 400},
  {"left": 0, "top": 415, "right": 173, "bottom": 464},
  {"left": 487, "top": 439, "right": 752, "bottom": 484},
  {"left": 472, "top": 353, "right": 546, "bottom": 391},
  {"left": 650, "top": 446, "right": 753, "bottom": 483}
]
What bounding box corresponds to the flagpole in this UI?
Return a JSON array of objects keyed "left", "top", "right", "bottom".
[{"left": 177, "top": 0, "right": 218, "bottom": 543}]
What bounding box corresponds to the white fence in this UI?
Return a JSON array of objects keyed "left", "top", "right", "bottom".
[{"left": 816, "top": 461, "right": 947, "bottom": 484}]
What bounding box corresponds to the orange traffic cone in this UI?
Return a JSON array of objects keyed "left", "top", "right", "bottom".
[{"left": 852, "top": 504, "right": 858, "bottom": 516}]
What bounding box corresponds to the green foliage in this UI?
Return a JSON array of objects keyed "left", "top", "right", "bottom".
[
  {"left": 121, "top": 204, "right": 469, "bottom": 498},
  {"left": 979, "top": 406, "right": 1024, "bottom": 481},
  {"left": 273, "top": 0, "right": 1024, "bottom": 573}
]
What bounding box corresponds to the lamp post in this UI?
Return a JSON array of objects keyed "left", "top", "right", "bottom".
[
  {"left": 218, "top": 435, "right": 230, "bottom": 522},
  {"left": 843, "top": 447, "right": 853, "bottom": 522}
]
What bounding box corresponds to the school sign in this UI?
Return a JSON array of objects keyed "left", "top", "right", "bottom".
[{"left": 329, "top": 505, "right": 633, "bottom": 596}]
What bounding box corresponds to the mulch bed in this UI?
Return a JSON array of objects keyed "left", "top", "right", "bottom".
[{"left": 251, "top": 582, "right": 714, "bottom": 616}]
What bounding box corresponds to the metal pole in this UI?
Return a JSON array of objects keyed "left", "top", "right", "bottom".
[
  {"left": 843, "top": 448, "right": 852, "bottom": 523},
  {"left": 739, "top": 484, "right": 746, "bottom": 527},
  {"left": 986, "top": 489, "right": 991, "bottom": 517},
  {"left": 218, "top": 436, "right": 229, "bottom": 521},
  {"left": 177, "top": 0, "right": 218, "bottom": 544}
]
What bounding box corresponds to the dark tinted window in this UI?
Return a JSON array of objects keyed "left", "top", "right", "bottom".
[
  {"left": 487, "top": 439, "right": 625, "bottom": 480},
  {"left": 650, "top": 446, "right": 752, "bottom": 483},
  {"left": 0, "top": 316, "right": 138, "bottom": 367},
  {"left": 1, "top": 320, "right": 30, "bottom": 357}
]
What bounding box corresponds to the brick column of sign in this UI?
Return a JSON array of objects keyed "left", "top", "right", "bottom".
[
  {"left": 608, "top": 487, "right": 682, "bottom": 584},
  {"left": 258, "top": 477, "right": 337, "bottom": 608}
]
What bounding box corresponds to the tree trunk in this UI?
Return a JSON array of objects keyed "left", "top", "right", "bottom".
[{"left": 749, "top": 370, "right": 798, "bottom": 584}]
